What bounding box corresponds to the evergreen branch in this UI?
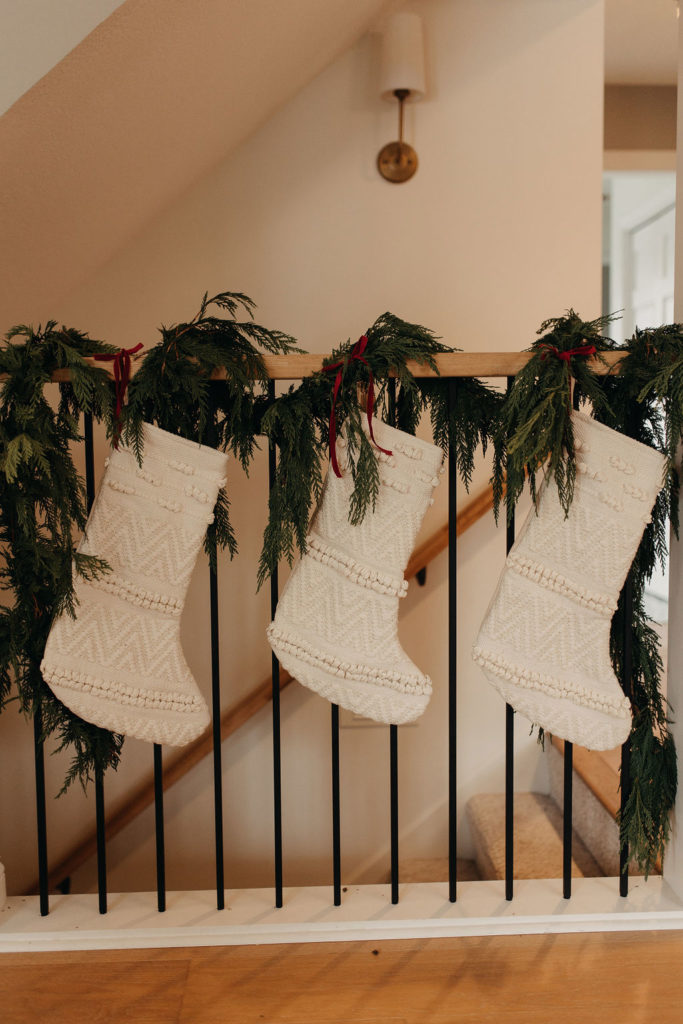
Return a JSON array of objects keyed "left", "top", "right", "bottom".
[
  {"left": 0, "top": 322, "right": 122, "bottom": 791},
  {"left": 257, "top": 312, "right": 503, "bottom": 584},
  {"left": 420, "top": 376, "right": 502, "bottom": 489},
  {"left": 491, "top": 310, "right": 618, "bottom": 521},
  {"left": 124, "top": 290, "right": 299, "bottom": 559},
  {"left": 593, "top": 323, "right": 683, "bottom": 875}
]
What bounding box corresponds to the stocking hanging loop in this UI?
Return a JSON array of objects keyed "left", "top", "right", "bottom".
[
  {"left": 95, "top": 343, "right": 144, "bottom": 445},
  {"left": 323, "top": 334, "right": 392, "bottom": 477},
  {"left": 539, "top": 342, "right": 597, "bottom": 363}
]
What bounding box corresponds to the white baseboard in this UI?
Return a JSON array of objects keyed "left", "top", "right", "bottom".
[{"left": 2, "top": 876, "right": 683, "bottom": 952}]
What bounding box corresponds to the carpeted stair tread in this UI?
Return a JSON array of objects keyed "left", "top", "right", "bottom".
[
  {"left": 466, "top": 792, "right": 603, "bottom": 880},
  {"left": 398, "top": 857, "right": 480, "bottom": 883}
]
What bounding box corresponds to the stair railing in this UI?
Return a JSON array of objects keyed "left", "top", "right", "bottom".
[{"left": 5, "top": 348, "right": 681, "bottom": 953}]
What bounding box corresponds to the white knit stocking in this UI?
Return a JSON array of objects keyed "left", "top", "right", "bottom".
[
  {"left": 473, "top": 409, "right": 666, "bottom": 750},
  {"left": 268, "top": 419, "right": 444, "bottom": 725},
  {"left": 41, "top": 423, "right": 228, "bottom": 746}
]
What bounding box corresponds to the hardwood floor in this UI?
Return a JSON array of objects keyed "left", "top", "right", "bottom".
[{"left": 3, "top": 931, "right": 683, "bottom": 1023}]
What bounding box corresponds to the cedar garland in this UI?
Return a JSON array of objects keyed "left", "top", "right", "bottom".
[
  {"left": 257, "top": 312, "right": 501, "bottom": 587},
  {"left": 122, "top": 291, "right": 300, "bottom": 567},
  {"left": 597, "top": 326, "right": 680, "bottom": 876},
  {"left": 0, "top": 323, "right": 124, "bottom": 791},
  {"left": 491, "top": 310, "right": 618, "bottom": 521}
]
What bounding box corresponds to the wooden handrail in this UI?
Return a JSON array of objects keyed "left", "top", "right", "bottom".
[
  {"left": 35, "top": 349, "right": 627, "bottom": 383},
  {"left": 249, "top": 350, "right": 625, "bottom": 380},
  {"left": 31, "top": 480, "right": 497, "bottom": 894}
]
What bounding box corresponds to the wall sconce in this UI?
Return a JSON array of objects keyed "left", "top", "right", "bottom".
[{"left": 377, "top": 12, "right": 426, "bottom": 184}]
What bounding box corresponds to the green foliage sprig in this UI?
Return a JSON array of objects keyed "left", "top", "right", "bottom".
[
  {"left": 124, "top": 291, "right": 300, "bottom": 565},
  {"left": 595, "top": 324, "right": 683, "bottom": 876},
  {"left": 618, "top": 324, "right": 683, "bottom": 532},
  {"left": 257, "top": 313, "right": 502, "bottom": 587},
  {"left": 0, "top": 323, "right": 124, "bottom": 791},
  {"left": 492, "top": 311, "right": 617, "bottom": 520},
  {"left": 421, "top": 376, "right": 502, "bottom": 491}
]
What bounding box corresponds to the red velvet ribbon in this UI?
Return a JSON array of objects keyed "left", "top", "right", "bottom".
[
  {"left": 323, "top": 335, "right": 392, "bottom": 478},
  {"left": 540, "top": 343, "right": 597, "bottom": 362},
  {"left": 94, "top": 343, "right": 143, "bottom": 445}
]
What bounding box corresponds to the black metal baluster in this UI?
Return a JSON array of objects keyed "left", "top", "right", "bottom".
[
  {"left": 95, "top": 768, "right": 107, "bottom": 914},
  {"left": 387, "top": 378, "right": 400, "bottom": 905},
  {"left": 202, "top": 401, "right": 225, "bottom": 911},
  {"left": 505, "top": 376, "right": 516, "bottom": 902},
  {"left": 153, "top": 744, "right": 166, "bottom": 911},
  {"left": 563, "top": 740, "right": 573, "bottom": 898},
  {"left": 84, "top": 412, "right": 107, "bottom": 914},
  {"left": 268, "top": 380, "right": 284, "bottom": 908},
  {"left": 448, "top": 378, "right": 458, "bottom": 903},
  {"left": 505, "top": 705, "right": 514, "bottom": 901},
  {"left": 84, "top": 412, "right": 96, "bottom": 514},
  {"left": 390, "top": 726, "right": 399, "bottom": 904},
  {"left": 33, "top": 708, "right": 49, "bottom": 916},
  {"left": 561, "top": 383, "right": 582, "bottom": 899},
  {"left": 619, "top": 572, "right": 634, "bottom": 896},
  {"left": 209, "top": 561, "right": 225, "bottom": 910},
  {"left": 331, "top": 704, "right": 341, "bottom": 905}
]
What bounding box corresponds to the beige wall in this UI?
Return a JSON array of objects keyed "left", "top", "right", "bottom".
[{"left": 1, "top": 0, "right": 605, "bottom": 896}]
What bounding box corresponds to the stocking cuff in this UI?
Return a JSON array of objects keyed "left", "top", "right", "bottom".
[{"left": 121, "top": 422, "right": 229, "bottom": 487}]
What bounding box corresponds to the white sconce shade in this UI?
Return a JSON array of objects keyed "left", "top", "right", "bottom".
[{"left": 379, "top": 12, "right": 426, "bottom": 101}]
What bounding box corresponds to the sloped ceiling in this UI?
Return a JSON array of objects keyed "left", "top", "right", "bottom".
[
  {"left": 1, "top": 0, "right": 128, "bottom": 116},
  {"left": 0, "top": 0, "right": 393, "bottom": 328}
]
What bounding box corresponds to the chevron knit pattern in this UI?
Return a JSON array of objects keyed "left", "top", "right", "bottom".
[
  {"left": 41, "top": 423, "right": 228, "bottom": 746},
  {"left": 473, "top": 410, "right": 666, "bottom": 750},
  {"left": 268, "top": 418, "right": 444, "bottom": 725}
]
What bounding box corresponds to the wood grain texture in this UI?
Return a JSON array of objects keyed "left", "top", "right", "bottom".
[
  {"left": 217, "top": 351, "right": 626, "bottom": 379},
  {"left": 3, "top": 931, "right": 683, "bottom": 1023},
  {"left": 0, "top": 959, "right": 188, "bottom": 1023},
  {"left": 7, "top": 349, "right": 627, "bottom": 382}
]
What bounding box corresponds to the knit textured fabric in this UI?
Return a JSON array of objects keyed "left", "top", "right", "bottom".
[
  {"left": 41, "top": 423, "right": 228, "bottom": 746},
  {"left": 473, "top": 409, "right": 666, "bottom": 750},
  {"left": 268, "top": 418, "right": 444, "bottom": 725}
]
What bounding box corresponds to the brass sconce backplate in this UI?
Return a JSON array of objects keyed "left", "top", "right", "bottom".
[{"left": 377, "top": 140, "right": 419, "bottom": 183}]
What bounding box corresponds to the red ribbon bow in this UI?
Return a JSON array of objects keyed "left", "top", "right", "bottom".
[
  {"left": 323, "top": 334, "right": 392, "bottom": 478},
  {"left": 94, "top": 343, "right": 143, "bottom": 446},
  {"left": 540, "top": 343, "right": 597, "bottom": 362}
]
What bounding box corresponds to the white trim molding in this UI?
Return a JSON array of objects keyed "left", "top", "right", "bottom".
[{"left": 2, "top": 878, "right": 683, "bottom": 953}]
